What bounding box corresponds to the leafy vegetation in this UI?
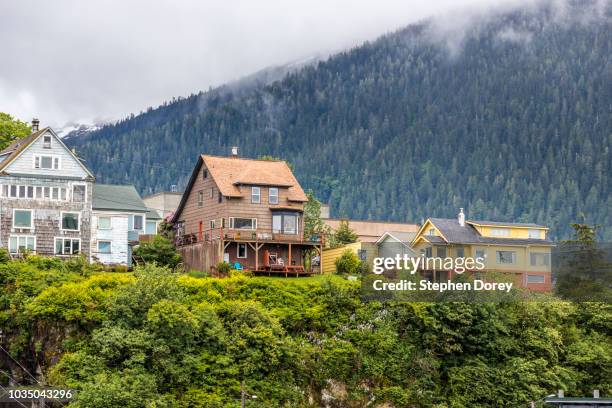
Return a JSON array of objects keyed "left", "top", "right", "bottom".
[
  {"left": 133, "top": 236, "right": 182, "bottom": 269},
  {"left": 0, "top": 112, "right": 30, "bottom": 150},
  {"left": 0, "top": 257, "right": 610, "bottom": 407},
  {"left": 334, "top": 249, "right": 362, "bottom": 275},
  {"left": 66, "top": 2, "right": 611, "bottom": 239}
]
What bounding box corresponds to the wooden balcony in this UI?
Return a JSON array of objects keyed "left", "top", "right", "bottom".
[{"left": 175, "top": 228, "right": 324, "bottom": 247}]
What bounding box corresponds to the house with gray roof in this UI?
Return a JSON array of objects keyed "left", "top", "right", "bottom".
[
  {"left": 376, "top": 231, "right": 418, "bottom": 259},
  {"left": 91, "top": 184, "right": 153, "bottom": 266},
  {"left": 411, "top": 208, "right": 555, "bottom": 291}
]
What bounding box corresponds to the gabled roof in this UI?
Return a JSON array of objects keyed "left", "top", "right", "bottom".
[
  {"left": 172, "top": 154, "right": 308, "bottom": 223},
  {"left": 0, "top": 127, "right": 94, "bottom": 178},
  {"left": 202, "top": 155, "right": 306, "bottom": 201},
  {"left": 93, "top": 184, "right": 148, "bottom": 212},
  {"left": 376, "top": 231, "right": 417, "bottom": 245},
  {"left": 146, "top": 208, "right": 162, "bottom": 220},
  {"left": 412, "top": 217, "right": 554, "bottom": 246}
]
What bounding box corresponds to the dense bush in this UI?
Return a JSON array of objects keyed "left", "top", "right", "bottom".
[
  {"left": 0, "top": 258, "right": 610, "bottom": 407},
  {"left": 335, "top": 249, "right": 362, "bottom": 275},
  {"left": 133, "top": 236, "right": 181, "bottom": 268}
]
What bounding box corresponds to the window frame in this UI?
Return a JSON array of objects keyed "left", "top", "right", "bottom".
[
  {"left": 98, "top": 216, "right": 112, "bottom": 230},
  {"left": 237, "top": 243, "right": 248, "bottom": 259},
  {"left": 490, "top": 228, "right": 510, "bottom": 237},
  {"left": 526, "top": 274, "right": 545, "bottom": 284},
  {"left": 268, "top": 187, "right": 279, "bottom": 204},
  {"left": 72, "top": 184, "right": 87, "bottom": 203},
  {"left": 43, "top": 135, "right": 52, "bottom": 149},
  {"left": 528, "top": 229, "right": 542, "bottom": 239},
  {"left": 271, "top": 211, "right": 299, "bottom": 235},
  {"left": 229, "top": 217, "right": 257, "bottom": 230},
  {"left": 530, "top": 252, "right": 550, "bottom": 266},
  {"left": 436, "top": 246, "right": 447, "bottom": 258},
  {"left": 496, "top": 250, "right": 516, "bottom": 264},
  {"left": 8, "top": 235, "right": 36, "bottom": 254},
  {"left": 131, "top": 214, "right": 144, "bottom": 231},
  {"left": 54, "top": 237, "right": 81, "bottom": 255},
  {"left": 97, "top": 240, "right": 112, "bottom": 254},
  {"left": 251, "top": 186, "right": 261, "bottom": 204},
  {"left": 61, "top": 211, "right": 81, "bottom": 232},
  {"left": 197, "top": 190, "right": 204, "bottom": 207},
  {"left": 13, "top": 209, "right": 33, "bottom": 229},
  {"left": 33, "top": 154, "right": 60, "bottom": 170}
]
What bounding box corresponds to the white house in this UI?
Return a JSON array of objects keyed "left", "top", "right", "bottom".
[{"left": 91, "top": 184, "right": 152, "bottom": 266}]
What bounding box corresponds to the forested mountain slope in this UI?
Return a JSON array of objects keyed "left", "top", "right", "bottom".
[{"left": 67, "top": 1, "right": 611, "bottom": 239}]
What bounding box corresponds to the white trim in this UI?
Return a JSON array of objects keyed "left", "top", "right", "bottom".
[
  {"left": 268, "top": 187, "right": 279, "bottom": 204},
  {"left": 237, "top": 242, "right": 248, "bottom": 258},
  {"left": 33, "top": 154, "right": 61, "bottom": 170},
  {"left": 251, "top": 186, "right": 261, "bottom": 203},
  {"left": 228, "top": 217, "right": 257, "bottom": 230},
  {"left": 60, "top": 211, "right": 81, "bottom": 232},
  {"left": 54, "top": 237, "right": 81, "bottom": 255},
  {"left": 12, "top": 208, "right": 33, "bottom": 229},
  {"left": 72, "top": 183, "right": 87, "bottom": 203},
  {"left": 8, "top": 235, "right": 36, "bottom": 254}
]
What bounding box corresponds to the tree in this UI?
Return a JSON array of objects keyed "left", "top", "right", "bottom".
[
  {"left": 257, "top": 155, "right": 294, "bottom": 170},
  {"left": 303, "top": 191, "right": 327, "bottom": 240},
  {"left": 335, "top": 249, "right": 362, "bottom": 275},
  {"left": 333, "top": 219, "right": 358, "bottom": 246},
  {"left": 0, "top": 113, "right": 31, "bottom": 150},
  {"left": 133, "top": 236, "right": 182, "bottom": 269}
]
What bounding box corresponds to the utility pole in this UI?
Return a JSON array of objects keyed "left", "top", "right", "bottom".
[{"left": 241, "top": 381, "right": 245, "bottom": 408}]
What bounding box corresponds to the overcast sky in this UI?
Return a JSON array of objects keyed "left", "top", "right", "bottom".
[{"left": 1, "top": 0, "right": 535, "bottom": 128}]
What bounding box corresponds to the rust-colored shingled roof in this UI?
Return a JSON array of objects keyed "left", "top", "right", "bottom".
[
  {"left": 0, "top": 127, "right": 48, "bottom": 170},
  {"left": 202, "top": 155, "right": 308, "bottom": 202}
]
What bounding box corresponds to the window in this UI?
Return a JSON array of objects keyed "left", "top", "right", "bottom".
[
  {"left": 43, "top": 187, "right": 50, "bottom": 199},
  {"left": 269, "top": 188, "right": 279, "bottom": 204},
  {"left": 202, "top": 168, "right": 208, "bottom": 179},
  {"left": 8, "top": 236, "right": 35, "bottom": 254},
  {"left": 526, "top": 274, "right": 545, "bottom": 284},
  {"left": 475, "top": 249, "right": 485, "bottom": 260},
  {"left": 528, "top": 229, "right": 542, "bottom": 239},
  {"left": 237, "top": 243, "right": 247, "bottom": 258},
  {"left": 496, "top": 250, "right": 516, "bottom": 264},
  {"left": 18, "top": 185, "right": 26, "bottom": 198},
  {"left": 1, "top": 185, "right": 7, "bottom": 197},
  {"left": 52, "top": 187, "right": 59, "bottom": 200},
  {"left": 530, "top": 252, "right": 550, "bottom": 266},
  {"left": 13, "top": 209, "right": 32, "bottom": 229},
  {"left": 34, "top": 155, "right": 59, "bottom": 169},
  {"left": 218, "top": 193, "right": 222, "bottom": 203},
  {"left": 72, "top": 185, "right": 86, "bottom": 202},
  {"left": 197, "top": 191, "right": 204, "bottom": 207},
  {"left": 210, "top": 219, "right": 216, "bottom": 229},
  {"left": 43, "top": 135, "right": 52, "bottom": 148},
  {"left": 251, "top": 186, "right": 260, "bottom": 203},
  {"left": 436, "top": 247, "right": 446, "bottom": 258},
  {"left": 456, "top": 247, "right": 464, "bottom": 258},
  {"left": 146, "top": 220, "right": 157, "bottom": 235},
  {"left": 27, "top": 186, "right": 33, "bottom": 198},
  {"left": 229, "top": 217, "right": 257, "bottom": 230},
  {"left": 61, "top": 212, "right": 80, "bottom": 231},
  {"left": 98, "top": 217, "right": 111, "bottom": 230},
  {"left": 428, "top": 228, "right": 435, "bottom": 235},
  {"left": 425, "top": 247, "right": 433, "bottom": 258},
  {"left": 55, "top": 238, "right": 80, "bottom": 255},
  {"left": 10, "top": 185, "right": 17, "bottom": 197},
  {"left": 35, "top": 186, "right": 42, "bottom": 198},
  {"left": 272, "top": 212, "right": 299, "bottom": 234},
  {"left": 357, "top": 249, "right": 367, "bottom": 261},
  {"left": 132, "top": 215, "right": 144, "bottom": 231},
  {"left": 490, "top": 228, "right": 510, "bottom": 237},
  {"left": 98, "top": 241, "right": 112, "bottom": 253},
  {"left": 209, "top": 188, "right": 214, "bottom": 199}
]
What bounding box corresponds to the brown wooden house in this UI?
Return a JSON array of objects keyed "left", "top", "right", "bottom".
[{"left": 172, "top": 150, "right": 323, "bottom": 276}]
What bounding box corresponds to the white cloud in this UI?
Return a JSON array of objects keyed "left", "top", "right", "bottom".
[{"left": 0, "top": 0, "right": 538, "bottom": 127}]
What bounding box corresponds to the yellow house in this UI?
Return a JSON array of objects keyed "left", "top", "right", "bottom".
[{"left": 411, "top": 209, "right": 554, "bottom": 291}]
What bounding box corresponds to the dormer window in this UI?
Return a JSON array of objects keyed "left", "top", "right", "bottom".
[
  {"left": 269, "top": 187, "right": 279, "bottom": 204},
  {"left": 43, "top": 135, "right": 52, "bottom": 149},
  {"left": 251, "top": 186, "right": 260, "bottom": 204}
]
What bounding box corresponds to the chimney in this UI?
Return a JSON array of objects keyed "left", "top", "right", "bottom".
[
  {"left": 31, "top": 118, "right": 39, "bottom": 132},
  {"left": 458, "top": 208, "right": 465, "bottom": 227},
  {"left": 594, "top": 390, "right": 600, "bottom": 399},
  {"left": 231, "top": 146, "right": 239, "bottom": 158},
  {"left": 557, "top": 390, "right": 564, "bottom": 398}
]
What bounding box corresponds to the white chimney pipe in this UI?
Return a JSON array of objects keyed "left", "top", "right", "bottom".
[
  {"left": 458, "top": 208, "right": 465, "bottom": 227},
  {"left": 231, "top": 146, "right": 239, "bottom": 157}
]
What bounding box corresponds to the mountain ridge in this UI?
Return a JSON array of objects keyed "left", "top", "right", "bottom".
[{"left": 66, "top": 0, "right": 612, "bottom": 239}]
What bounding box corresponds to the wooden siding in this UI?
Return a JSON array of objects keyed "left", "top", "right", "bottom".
[
  {"left": 322, "top": 242, "right": 362, "bottom": 274},
  {"left": 178, "top": 161, "right": 305, "bottom": 240},
  {"left": 4, "top": 129, "right": 90, "bottom": 179}
]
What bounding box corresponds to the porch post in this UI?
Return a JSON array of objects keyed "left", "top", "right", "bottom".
[{"left": 288, "top": 243, "right": 292, "bottom": 266}]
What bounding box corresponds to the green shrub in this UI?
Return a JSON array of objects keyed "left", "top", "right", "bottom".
[
  {"left": 133, "top": 236, "right": 181, "bottom": 268},
  {"left": 215, "top": 261, "right": 231, "bottom": 275},
  {"left": 335, "top": 249, "right": 362, "bottom": 275}
]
